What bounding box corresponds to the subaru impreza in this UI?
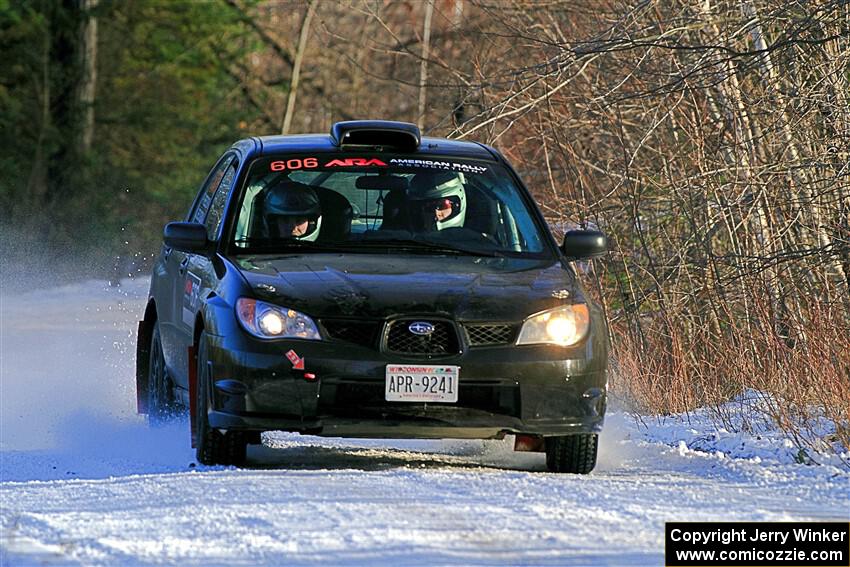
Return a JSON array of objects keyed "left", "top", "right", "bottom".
[{"left": 136, "top": 120, "right": 609, "bottom": 473}]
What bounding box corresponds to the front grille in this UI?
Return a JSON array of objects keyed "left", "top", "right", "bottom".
[
  {"left": 385, "top": 320, "right": 459, "bottom": 355},
  {"left": 321, "top": 319, "right": 381, "bottom": 349},
  {"left": 465, "top": 324, "right": 517, "bottom": 346}
]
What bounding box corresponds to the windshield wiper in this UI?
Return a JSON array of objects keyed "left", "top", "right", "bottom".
[
  {"left": 231, "top": 238, "right": 341, "bottom": 252},
  {"left": 355, "top": 238, "right": 501, "bottom": 257}
]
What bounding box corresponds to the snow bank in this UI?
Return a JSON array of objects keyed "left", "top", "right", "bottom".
[{"left": 628, "top": 391, "right": 849, "bottom": 473}]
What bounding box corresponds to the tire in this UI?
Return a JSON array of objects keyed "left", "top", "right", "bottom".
[
  {"left": 147, "top": 323, "right": 180, "bottom": 426},
  {"left": 195, "top": 331, "right": 247, "bottom": 466},
  {"left": 545, "top": 434, "right": 598, "bottom": 474}
]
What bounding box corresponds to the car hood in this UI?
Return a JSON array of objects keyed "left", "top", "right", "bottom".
[{"left": 234, "top": 253, "right": 582, "bottom": 321}]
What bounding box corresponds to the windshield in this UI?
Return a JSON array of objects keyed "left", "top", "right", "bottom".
[{"left": 229, "top": 154, "right": 550, "bottom": 256}]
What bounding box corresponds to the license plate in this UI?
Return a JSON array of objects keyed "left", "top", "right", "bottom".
[{"left": 385, "top": 365, "right": 459, "bottom": 403}]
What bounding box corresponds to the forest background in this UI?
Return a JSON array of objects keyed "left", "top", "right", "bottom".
[{"left": 1, "top": 0, "right": 848, "bottom": 457}]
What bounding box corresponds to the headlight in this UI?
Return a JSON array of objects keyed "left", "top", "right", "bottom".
[
  {"left": 517, "top": 304, "right": 590, "bottom": 346},
  {"left": 236, "top": 298, "right": 321, "bottom": 340}
]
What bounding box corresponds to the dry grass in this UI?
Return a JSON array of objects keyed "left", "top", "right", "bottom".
[{"left": 609, "top": 287, "right": 850, "bottom": 460}]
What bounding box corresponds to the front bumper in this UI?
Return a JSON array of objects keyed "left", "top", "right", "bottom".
[{"left": 203, "top": 330, "right": 608, "bottom": 439}]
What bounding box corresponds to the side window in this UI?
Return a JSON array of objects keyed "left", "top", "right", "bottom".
[
  {"left": 233, "top": 178, "right": 269, "bottom": 247},
  {"left": 187, "top": 155, "right": 232, "bottom": 224},
  {"left": 204, "top": 160, "right": 237, "bottom": 239}
]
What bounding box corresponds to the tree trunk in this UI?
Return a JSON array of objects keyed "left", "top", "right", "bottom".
[
  {"left": 281, "top": 0, "right": 315, "bottom": 135},
  {"left": 44, "top": 0, "right": 82, "bottom": 206},
  {"left": 76, "top": 0, "right": 98, "bottom": 154},
  {"left": 417, "top": 0, "right": 434, "bottom": 130},
  {"left": 26, "top": 14, "right": 51, "bottom": 207}
]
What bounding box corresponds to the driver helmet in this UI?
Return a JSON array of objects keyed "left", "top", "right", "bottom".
[
  {"left": 407, "top": 171, "right": 466, "bottom": 231},
  {"left": 263, "top": 181, "right": 322, "bottom": 241}
]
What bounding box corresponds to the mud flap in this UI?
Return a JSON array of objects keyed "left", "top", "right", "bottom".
[
  {"left": 136, "top": 320, "right": 152, "bottom": 414},
  {"left": 295, "top": 373, "right": 321, "bottom": 421},
  {"left": 188, "top": 345, "right": 197, "bottom": 447},
  {"left": 514, "top": 434, "right": 545, "bottom": 452}
]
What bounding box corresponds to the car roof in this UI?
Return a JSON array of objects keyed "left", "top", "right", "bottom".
[{"left": 236, "top": 134, "right": 499, "bottom": 162}]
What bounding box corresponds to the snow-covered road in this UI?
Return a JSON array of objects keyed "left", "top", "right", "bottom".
[{"left": 1, "top": 278, "right": 847, "bottom": 566}]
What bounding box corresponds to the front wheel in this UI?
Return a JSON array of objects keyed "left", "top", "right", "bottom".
[
  {"left": 545, "top": 434, "right": 598, "bottom": 474},
  {"left": 195, "top": 331, "right": 247, "bottom": 466}
]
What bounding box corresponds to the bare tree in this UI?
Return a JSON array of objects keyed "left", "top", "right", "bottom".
[
  {"left": 77, "top": 0, "right": 98, "bottom": 153},
  {"left": 418, "top": 0, "right": 435, "bottom": 129},
  {"left": 282, "top": 0, "right": 315, "bottom": 134}
]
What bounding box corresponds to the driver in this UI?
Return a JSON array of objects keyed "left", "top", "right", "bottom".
[
  {"left": 407, "top": 171, "right": 466, "bottom": 232},
  {"left": 262, "top": 180, "right": 322, "bottom": 241}
]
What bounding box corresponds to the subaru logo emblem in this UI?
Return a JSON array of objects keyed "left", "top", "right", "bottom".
[{"left": 408, "top": 321, "right": 435, "bottom": 336}]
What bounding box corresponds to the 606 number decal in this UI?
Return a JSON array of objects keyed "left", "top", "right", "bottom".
[{"left": 270, "top": 157, "right": 319, "bottom": 171}]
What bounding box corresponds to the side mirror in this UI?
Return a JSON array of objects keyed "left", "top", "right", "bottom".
[
  {"left": 561, "top": 230, "right": 607, "bottom": 260},
  {"left": 163, "top": 222, "right": 209, "bottom": 254}
]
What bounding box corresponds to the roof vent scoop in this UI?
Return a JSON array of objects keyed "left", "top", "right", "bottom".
[{"left": 330, "top": 120, "right": 420, "bottom": 152}]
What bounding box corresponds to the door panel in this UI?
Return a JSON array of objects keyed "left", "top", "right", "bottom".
[
  {"left": 172, "top": 156, "right": 239, "bottom": 388},
  {"left": 159, "top": 153, "right": 237, "bottom": 388}
]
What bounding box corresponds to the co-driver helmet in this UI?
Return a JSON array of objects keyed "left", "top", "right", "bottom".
[{"left": 407, "top": 171, "right": 466, "bottom": 231}]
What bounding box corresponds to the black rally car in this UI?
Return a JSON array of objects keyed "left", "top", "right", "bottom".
[{"left": 136, "top": 120, "right": 609, "bottom": 473}]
